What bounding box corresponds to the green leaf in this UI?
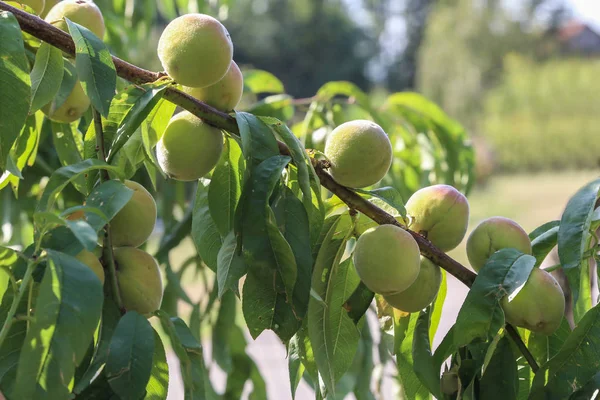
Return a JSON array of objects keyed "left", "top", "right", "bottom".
[
  {"left": 344, "top": 282, "right": 374, "bottom": 325},
  {"left": 0, "top": 282, "right": 37, "bottom": 396},
  {"left": 50, "top": 122, "right": 85, "bottom": 192},
  {"left": 288, "top": 334, "right": 305, "bottom": 399},
  {"left": 64, "top": 219, "right": 98, "bottom": 251},
  {"left": 36, "top": 159, "right": 123, "bottom": 213},
  {"left": 156, "top": 312, "right": 213, "bottom": 399},
  {"left": 248, "top": 94, "right": 295, "bottom": 122},
  {"left": 272, "top": 186, "right": 313, "bottom": 320},
  {"left": 140, "top": 98, "right": 176, "bottom": 169},
  {"left": 558, "top": 178, "right": 600, "bottom": 270},
  {"left": 266, "top": 118, "right": 324, "bottom": 246},
  {"left": 240, "top": 155, "right": 302, "bottom": 340},
  {"left": 236, "top": 112, "right": 280, "bottom": 169},
  {"left": 479, "top": 336, "right": 518, "bottom": 400},
  {"left": 73, "top": 299, "right": 121, "bottom": 395},
  {"left": 0, "top": 115, "right": 38, "bottom": 193},
  {"left": 106, "top": 311, "right": 155, "bottom": 400},
  {"left": 216, "top": 230, "right": 247, "bottom": 298},
  {"left": 14, "top": 250, "right": 103, "bottom": 400},
  {"left": 308, "top": 217, "right": 361, "bottom": 395},
  {"left": 84, "top": 179, "right": 134, "bottom": 231},
  {"left": 107, "top": 82, "right": 169, "bottom": 161},
  {"left": 413, "top": 308, "right": 441, "bottom": 398},
  {"left": 454, "top": 249, "right": 536, "bottom": 347},
  {"left": 0, "top": 11, "right": 31, "bottom": 170},
  {"left": 192, "top": 180, "right": 221, "bottom": 272},
  {"left": 243, "top": 69, "right": 285, "bottom": 94},
  {"left": 29, "top": 42, "right": 64, "bottom": 113},
  {"left": 530, "top": 303, "right": 600, "bottom": 399},
  {"left": 316, "top": 81, "right": 371, "bottom": 112},
  {"left": 212, "top": 290, "right": 236, "bottom": 373},
  {"left": 144, "top": 330, "right": 169, "bottom": 400},
  {"left": 355, "top": 186, "right": 407, "bottom": 218},
  {"left": 66, "top": 19, "right": 116, "bottom": 117},
  {"left": 395, "top": 312, "right": 431, "bottom": 400},
  {"left": 529, "top": 221, "right": 560, "bottom": 267},
  {"left": 48, "top": 61, "right": 78, "bottom": 113},
  {"left": 429, "top": 270, "right": 447, "bottom": 342},
  {"left": 208, "top": 137, "right": 244, "bottom": 236}
]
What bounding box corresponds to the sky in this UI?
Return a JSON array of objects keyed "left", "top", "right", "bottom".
[{"left": 568, "top": 0, "right": 600, "bottom": 29}]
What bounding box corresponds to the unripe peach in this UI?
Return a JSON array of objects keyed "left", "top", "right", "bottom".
[
  {"left": 501, "top": 268, "right": 565, "bottom": 335},
  {"left": 156, "top": 111, "right": 223, "bottom": 181},
  {"left": 182, "top": 61, "right": 243, "bottom": 112},
  {"left": 466, "top": 217, "right": 532, "bottom": 272},
  {"left": 45, "top": 0, "right": 105, "bottom": 39},
  {"left": 75, "top": 248, "right": 104, "bottom": 284},
  {"left": 41, "top": 81, "right": 90, "bottom": 123},
  {"left": 384, "top": 257, "right": 442, "bottom": 313},
  {"left": 324, "top": 120, "right": 392, "bottom": 188},
  {"left": 110, "top": 180, "right": 157, "bottom": 248},
  {"left": 405, "top": 184, "right": 469, "bottom": 252},
  {"left": 158, "top": 14, "right": 233, "bottom": 88},
  {"left": 114, "top": 247, "right": 163, "bottom": 315},
  {"left": 353, "top": 224, "right": 420, "bottom": 295}
]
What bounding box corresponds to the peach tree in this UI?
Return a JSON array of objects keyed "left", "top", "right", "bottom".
[{"left": 0, "top": 1, "right": 599, "bottom": 399}]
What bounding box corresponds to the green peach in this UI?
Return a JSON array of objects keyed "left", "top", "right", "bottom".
[
  {"left": 158, "top": 13, "right": 233, "bottom": 88},
  {"left": 501, "top": 268, "right": 565, "bottom": 335},
  {"left": 384, "top": 257, "right": 442, "bottom": 313},
  {"left": 41, "top": 80, "right": 90, "bottom": 123},
  {"left": 75, "top": 248, "right": 104, "bottom": 284},
  {"left": 156, "top": 111, "right": 223, "bottom": 181},
  {"left": 182, "top": 61, "right": 243, "bottom": 112},
  {"left": 353, "top": 224, "right": 420, "bottom": 295},
  {"left": 114, "top": 247, "right": 163, "bottom": 315},
  {"left": 405, "top": 184, "right": 469, "bottom": 252},
  {"left": 467, "top": 217, "right": 532, "bottom": 272},
  {"left": 324, "top": 120, "right": 392, "bottom": 188},
  {"left": 45, "top": 0, "right": 105, "bottom": 39},
  {"left": 110, "top": 180, "right": 157, "bottom": 248}
]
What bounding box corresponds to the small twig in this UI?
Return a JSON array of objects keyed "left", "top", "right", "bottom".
[
  {"left": 0, "top": 257, "right": 39, "bottom": 350},
  {"left": 93, "top": 108, "right": 125, "bottom": 314},
  {"left": 506, "top": 324, "right": 539, "bottom": 372}
]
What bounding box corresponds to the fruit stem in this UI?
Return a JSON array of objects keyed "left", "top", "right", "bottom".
[
  {"left": 0, "top": 257, "right": 39, "bottom": 351},
  {"left": 93, "top": 108, "right": 125, "bottom": 314},
  {"left": 506, "top": 324, "right": 539, "bottom": 372}
]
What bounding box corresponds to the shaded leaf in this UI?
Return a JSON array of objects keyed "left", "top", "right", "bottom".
[
  {"left": 558, "top": 178, "right": 600, "bottom": 270},
  {"left": 0, "top": 11, "right": 31, "bottom": 170},
  {"left": 106, "top": 311, "right": 155, "bottom": 400},
  {"left": 30, "top": 42, "right": 64, "bottom": 113},
  {"left": 530, "top": 303, "right": 600, "bottom": 399},
  {"left": 454, "top": 249, "right": 536, "bottom": 347},
  {"left": 14, "top": 250, "right": 103, "bottom": 399},
  {"left": 66, "top": 19, "right": 116, "bottom": 116},
  {"left": 208, "top": 137, "right": 244, "bottom": 236},
  {"left": 192, "top": 180, "right": 221, "bottom": 272},
  {"left": 216, "top": 230, "right": 246, "bottom": 298}
]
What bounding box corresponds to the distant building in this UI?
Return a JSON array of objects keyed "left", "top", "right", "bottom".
[{"left": 558, "top": 21, "right": 600, "bottom": 55}]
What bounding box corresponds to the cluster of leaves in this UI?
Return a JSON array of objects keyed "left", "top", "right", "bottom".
[{"left": 1, "top": 3, "right": 600, "bottom": 400}]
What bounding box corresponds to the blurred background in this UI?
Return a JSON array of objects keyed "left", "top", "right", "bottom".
[{"left": 90, "top": 0, "right": 600, "bottom": 397}]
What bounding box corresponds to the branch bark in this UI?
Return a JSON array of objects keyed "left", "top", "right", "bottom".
[{"left": 0, "top": 1, "right": 537, "bottom": 371}]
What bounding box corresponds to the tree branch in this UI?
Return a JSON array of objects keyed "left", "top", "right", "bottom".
[
  {"left": 0, "top": 0, "right": 538, "bottom": 371},
  {"left": 93, "top": 108, "right": 125, "bottom": 313}
]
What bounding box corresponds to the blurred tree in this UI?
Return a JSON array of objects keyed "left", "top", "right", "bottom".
[
  {"left": 386, "top": 0, "right": 434, "bottom": 91},
  {"left": 226, "top": 0, "right": 379, "bottom": 97},
  {"left": 416, "top": 0, "right": 563, "bottom": 128}
]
